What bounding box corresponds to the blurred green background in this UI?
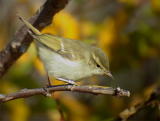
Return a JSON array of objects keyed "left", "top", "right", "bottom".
[{"left": 0, "top": 0, "right": 160, "bottom": 121}]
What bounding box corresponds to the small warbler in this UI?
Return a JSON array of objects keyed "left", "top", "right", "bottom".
[{"left": 19, "top": 17, "right": 113, "bottom": 85}]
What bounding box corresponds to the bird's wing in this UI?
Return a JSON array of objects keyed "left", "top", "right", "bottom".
[
  {"left": 34, "top": 34, "right": 61, "bottom": 51},
  {"left": 35, "top": 34, "right": 89, "bottom": 61}
]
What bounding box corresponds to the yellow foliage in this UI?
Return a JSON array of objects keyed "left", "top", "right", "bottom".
[
  {"left": 47, "top": 109, "right": 62, "bottom": 121},
  {"left": 58, "top": 94, "right": 89, "bottom": 121},
  {"left": 42, "top": 11, "right": 80, "bottom": 40},
  {"left": 17, "top": 53, "right": 30, "bottom": 64},
  {"left": 0, "top": 82, "right": 30, "bottom": 121},
  {"left": 8, "top": 100, "right": 30, "bottom": 121},
  {"left": 41, "top": 25, "right": 57, "bottom": 35},
  {"left": 119, "top": 107, "right": 136, "bottom": 120},
  {"left": 0, "top": 81, "right": 18, "bottom": 93},
  {"left": 17, "top": 43, "right": 36, "bottom": 65},
  {"left": 151, "top": 0, "right": 160, "bottom": 11},
  {"left": 98, "top": 18, "right": 116, "bottom": 56},
  {"left": 80, "top": 21, "right": 96, "bottom": 37},
  {"left": 34, "top": 58, "right": 46, "bottom": 76}
]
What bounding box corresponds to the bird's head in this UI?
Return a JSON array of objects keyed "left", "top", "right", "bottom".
[{"left": 91, "top": 47, "right": 113, "bottom": 79}]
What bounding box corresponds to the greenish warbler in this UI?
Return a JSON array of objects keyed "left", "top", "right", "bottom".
[{"left": 19, "top": 17, "right": 113, "bottom": 85}]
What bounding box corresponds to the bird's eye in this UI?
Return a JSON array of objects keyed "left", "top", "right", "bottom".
[{"left": 96, "top": 64, "right": 101, "bottom": 68}]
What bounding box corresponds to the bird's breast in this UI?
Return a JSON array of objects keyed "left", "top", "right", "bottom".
[{"left": 38, "top": 46, "right": 94, "bottom": 81}]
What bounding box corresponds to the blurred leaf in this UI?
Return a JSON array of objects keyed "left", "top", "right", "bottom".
[
  {"left": 42, "top": 11, "right": 80, "bottom": 40},
  {"left": 0, "top": 81, "right": 30, "bottom": 121},
  {"left": 98, "top": 18, "right": 116, "bottom": 55},
  {"left": 152, "top": 0, "right": 160, "bottom": 12},
  {"left": 119, "top": 107, "right": 136, "bottom": 120},
  {"left": 34, "top": 58, "right": 46, "bottom": 76}
]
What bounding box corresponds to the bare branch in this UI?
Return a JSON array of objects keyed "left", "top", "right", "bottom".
[
  {"left": 0, "top": 0, "right": 68, "bottom": 77},
  {"left": 0, "top": 85, "right": 130, "bottom": 103}
]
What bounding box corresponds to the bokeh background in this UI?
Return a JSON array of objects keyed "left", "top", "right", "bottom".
[{"left": 0, "top": 0, "right": 160, "bottom": 121}]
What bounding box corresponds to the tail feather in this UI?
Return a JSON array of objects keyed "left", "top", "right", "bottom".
[{"left": 19, "top": 16, "right": 41, "bottom": 35}]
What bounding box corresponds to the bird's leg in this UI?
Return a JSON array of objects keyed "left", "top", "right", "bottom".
[
  {"left": 43, "top": 74, "right": 53, "bottom": 97},
  {"left": 45, "top": 76, "right": 66, "bottom": 120},
  {"left": 57, "top": 78, "right": 78, "bottom": 85},
  {"left": 47, "top": 75, "right": 52, "bottom": 86}
]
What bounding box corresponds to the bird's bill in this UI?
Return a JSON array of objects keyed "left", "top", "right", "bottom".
[{"left": 105, "top": 71, "right": 114, "bottom": 80}]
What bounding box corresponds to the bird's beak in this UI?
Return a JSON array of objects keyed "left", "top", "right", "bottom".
[{"left": 105, "top": 71, "right": 114, "bottom": 80}]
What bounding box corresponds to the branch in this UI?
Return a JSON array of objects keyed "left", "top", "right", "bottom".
[
  {"left": 0, "top": 85, "right": 130, "bottom": 103},
  {"left": 0, "top": 0, "right": 68, "bottom": 77},
  {"left": 115, "top": 87, "right": 160, "bottom": 121}
]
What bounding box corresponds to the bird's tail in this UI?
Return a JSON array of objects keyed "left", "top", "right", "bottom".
[{"left": 19, "top": 16, "right": 41, "bottom": 36}]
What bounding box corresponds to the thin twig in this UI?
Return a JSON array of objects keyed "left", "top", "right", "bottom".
[
  {"left": 0, "top": 85, "right": 130, "bottom": 103},
  {"left": 0, "top": 0, "right": 68, "bottom": 77}
]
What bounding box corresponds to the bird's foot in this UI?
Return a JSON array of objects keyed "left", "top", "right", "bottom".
[{"left": 43, "top": 87, "right": 52, "bottom": 97}]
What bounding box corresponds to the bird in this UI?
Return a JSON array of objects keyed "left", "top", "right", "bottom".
[{"left": 19, "top": 16, "right": 113, "bottom": 85}]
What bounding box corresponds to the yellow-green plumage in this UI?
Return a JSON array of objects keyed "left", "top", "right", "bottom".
[{"left": 19, "top": 17, "right": 112, "bottom": 83}]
